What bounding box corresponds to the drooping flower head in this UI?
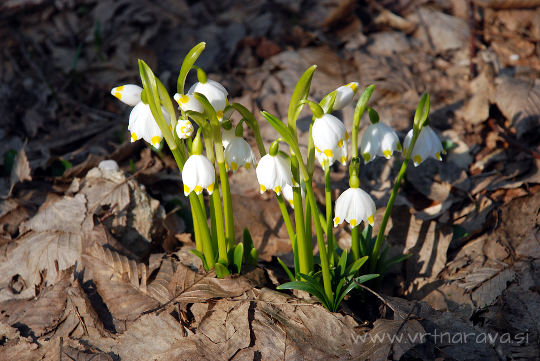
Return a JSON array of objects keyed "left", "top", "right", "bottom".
[
  {"left": 173, "top": 93, "right": 204, "bottom": 114},
  {"left": 176, "top": 119, "right": 194, "bottom": 139},
  {"left": 111, "top": 84, "right": 170, "bottom": 148},
  {"left": 182, "top": 130, "right": 215, "bottom": 196},
  {"left": 333, "top": 82, "right": 359, "bottom": 110},
  {"left": 188, "top": 79, "right": 228, "bottom": 117},
  {"left": 403, "top": 125, "right": 444, "bottom": 166},
  {"left": 333, "top": 166, "right": 376, "bottom": 228},
  {"left": 360, "top": 109, "right": 401, "bottom": 163},
  {"left": 312, "top": 113, "right": 347, "bottom": 161},
  {"left": 224, "top": 124, "right": 256, "bottom": 172},
  {"left": 256, "top": 141, "right": 293, "bottom": 195},
  {"left": 315, "top": 135, "right": 348, "bottom": 166}
]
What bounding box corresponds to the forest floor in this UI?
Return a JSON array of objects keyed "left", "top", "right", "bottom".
[{"left": 0, "top": 0, "right": 539, "bottom": 360}]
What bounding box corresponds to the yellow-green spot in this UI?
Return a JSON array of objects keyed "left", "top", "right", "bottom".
[
  {"left": 337, "top": 139, "right": 343, "bottom": 148},
  {"left": 245, "top": 163, "right": 251, "bottom": 170},
  {"left": 151, "top": 136, "right": 161, "bottom": 147},
  {"left": 350, "top": 219, "right": 357, "bottom": 227},
  {"left": 414, "top": 155, "right": 422, "bottom": 165},
  {"left": 207, "top": 183, "right": 214, "bottom": 193},
  {"left": 216, "top": 110, "right": 223, "bottom": 119},
  {"left": 383, "top": 149, "right": 392, "bottom": 159},
  {"left": 231, "top": 162, "right": 238, "bottom": 171},
  {"left": 274, "top": 186, "right": 281, "bottom": 194},
  {"left": 334, "top": 216, "right": 340, "bottom": 225},
  {"left": 436, "top": 152, "right": 442, "bottom": 160},
  {"left": 363, "top": 153, "right": 371, "bottom": 162},
  {"left": 397, "top": 142, "right": 402, "bottom": 151},
  {"left": 179, "top": 94, "right": 190, "bottom": 104},
  {"left": 183, "top": 184, "right": 190, "bottom": 194},
  {"left": 340, "top": 156, "right": 346, "bottom": 164},
  {"left": 348, "top": 82, "right": 358, "bottom": 92},
  {"left": 260, "top": 184, "right": 266, "bottom": 193},
  {"left": 323, "top": 149, "right": 333, "bottom": 158},
  {"left": 194, "top": 185, "right": 203, "bottom": 193},
  {"left": 368, "top": 215, "right": 374, "bottom": 225}
]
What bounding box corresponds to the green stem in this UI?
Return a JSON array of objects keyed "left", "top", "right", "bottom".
[
  {"left": 191, "top": 197, "right": 203, "bottom": 253},
  {"left": 351, "top": 85, "right": 375, "bottom": 158},
  {"left": 304, "top": 195, "right": 312, "bottom": 252},
  {"left": 211, "top": 184, "right": 228, "bottom": 264},
  {"left": 351, "top": 226, "right": 359, "bottom": 260},
  {"left": 291, "top": 155, "right": 311, "bottom": 275},
  {"left": 189, "top": 192, "right": 215, "bottom": 268},
  {"left": 304, "top": 182, "right": 333, "bottom": 304},
  {"left": 323, "top": 160, "right": 335, "bottom": 266},
  {"left": 370, "top": 130, "right": 420, "bottom": 273}
]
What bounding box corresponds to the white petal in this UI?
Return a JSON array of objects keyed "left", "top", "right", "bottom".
[
  {"left": 174, "top": 93, "right": 203, "bottom": 113},
  {"left": 312, "top": 114, "right": 346, "bottom": 156},
  {"left": 111, "top": 84, "right": 142, "bottom": 107},
  {"left": 225, "top": 136, "right": 255, "bottom": 171},
  {"left": 188, "top": 81, "right": 227, "bottom": 112}
]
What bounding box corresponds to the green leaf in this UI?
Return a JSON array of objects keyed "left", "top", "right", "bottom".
[
  {"left": 215, "top": 262, "right": 231, "bottom": 278},
  {"left": 352, "top": 84, "right": 375, "bottom": 128},
  {"left": 193, "top": 92, "right": 217, "bottom": 123},
  {"left": 288, "top": 65, "right": 317, "bottom": 133},
  {"left": 177, "top": 42, "right": 206, "bottom": 94},
  {"left": 249, "top": 248, "right": 258, "bottom": 266},
  {"left": 277, "top": 257, "right": 295, "bottom": 282},
  {"left": 354, "top": 273, "right": 379, "bottom": 284},
  {"left": 413, "top": 93, "right": 430, "bottom": 130},
  {"left": 381, "top": 253, "right": 412, "bottom": 274},
  {"left": 233, "top": 243, "right": 244, "bottom": 274},
  {"left": 319, "top": 90, "right": 337, "bottom": 113},
  {"left": 337, "top": 249, "right": 348, "bottom": 278},
  {"left": 260, "top": 111, "right": 296, "bottom": 146},
  {"left": 346, "top": 255, "right": 369, "bottom": 276},
  {"left": 190, "top": 249, "right": 209, "bottom": 271},
  {"left": 156, "top": 77, "right": 176, "bottom": 129},
  {"left": 277, "top": 280, "right": 328, "bottom": 307},
  {"left": 242, "top": 228, "right": 258, "bottom": 266}
]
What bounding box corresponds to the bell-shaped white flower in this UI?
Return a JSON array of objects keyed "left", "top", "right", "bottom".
[
  {"left": 403, "top": 126, "right": 444, "bottom": 166},
  {"left": 333, "top": 187, "right": 376, "bottom": 228},
  {"left": 188, "top": 79, "right": 228, "bottom": 114},
  {"left": 182, "top": 155, "right": 215, "bottom": 196},
  {"left": 128, "top": 102, "right": 170, "bottom": 148},
  {"left": 221, "top": 127, "right": 236, "bottom": 148},
  {"left": 225, "top": 136, "right": 256, "bottom": 172},
  {"left": 173, "top": 93, "right": 204, "bottom": 113},
  {"left": 256, "top": 153, "right": 293, "bottom": 195},
  {"left": 333, "top": 82, "right": 359, "bottom": 110},
  {"left": 312, "top": 114, "right": 347, "bottom": 161},
  {"left": 315, "top": 132, "right": 349, "bottom": 166},
  {"left": 360, "top": 122, "right": 401, "bottom": 163},
  {"left": 176, "top": 119, "right": 194, "bottom": 139},
  {"left": 111, "top": 84, "right": 143, "bottom": 107}
]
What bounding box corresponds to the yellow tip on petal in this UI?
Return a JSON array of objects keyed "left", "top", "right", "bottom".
[
  {"left": 323, "top": 149, "right": 333, "bottom": 158},
  {"left": 183, "top": 184, "right": 190, "bottom": 195},
  {"left": 337, "top": 139, "right": 343, "bottom": 148},
  {"left": 402, "top": 147, "right": 407, "bottom": 155},
  {"left": 333, "top": 216, "right": 340, "bottom": 227},
  {"left": 226, "top": 98, "right": 230, "bottom": 105},
  {"left": 131, "top": 133, "right": 138, "bottom": 142},
  {"left": 216, "top": 110, "right": 223, "bottom": 120},
  {"left": 245, "top": 162, "right": 251, "bottom": 170},
  {"left": 363, "top": 153, "right": 371, "bottom": 162},
  {"left": 436, "top": 152, "right": 442, "bottom": 161},
  {"left": 179, "top": 94, "right": 190, "bottom": 104},
  {"left": 113, "top": 91, "right": 122, "bottom": 100},
  {"left": 194, "top": 185, "right": 203, "bottom": 194},
  {"left": 350, "top": 219, "right": 357, "bottom": 227},
  {"left": 383, "top": 150, "right": 392, "bottom": 159},
  {"left": 396, "top": 142, "right": 402, "bottom": 151},
  {"left": 345, "top": 132, "right": 349, "bottom": 141},
  {"left": 260, "top": 184, "right": 266, "bottom": 193},
  {"left": 288, "top": 199, "right": 293, "bottom": 205},
  {"left": 151, "top": 136, "right": 161, "bottom": 147},
  {"left": 274, "top": 186, "right": 281, "bottom": 195},
  {"left": 413, "top": 155, "right": 422, "bottom": 165},
  {"left": 207, "top": 183, "right": 214, "bottom": 194},
  {"left": 368, "top": 215, "right": 374, "bottom": 226},
  {"left": 340, "top": 156, "right": 346, "bottom": 165},
  {"left": 348, "top": 82, "right": 358, "bottom": 93},
  {"left": 231, "top": 162, "right": 238, "bottom": 171}
]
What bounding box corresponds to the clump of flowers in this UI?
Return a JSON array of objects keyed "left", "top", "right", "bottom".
[{"left": 110, "top": 43, "right": 443, "bottom": 311}]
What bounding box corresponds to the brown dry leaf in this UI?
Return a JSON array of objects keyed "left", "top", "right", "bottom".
[
  {"left": 0, "top": 270, "right": 71, "bottom": 338},
  {"left": 7, "top": 146, "right": 31, "bottom": 197},
  {"left": 82, "top": 245, "right": 159, "bottom": 322},
  {"left": 410, "top": 8, "right": 470, "bottom": 52},
  {"left": 459, "top": 267, "right": 517, "bottom": 306},
  {"left": 358, "top": 318, "right": 425, "bottom": 361},
  {"left": 494, "top": 75, "right": 540, "bottom": 138}
]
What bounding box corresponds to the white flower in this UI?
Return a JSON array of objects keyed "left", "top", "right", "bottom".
[
  {"left": 360, "top": 122, "right": 401, "bottom": 163},
  {"left": 315, "top": 133, "right": 349, "bottom": 166},
  {"left": 403, "top": 126, "right": 444, "bottom": 166},
  {"left": 111, "top": 83, "right": 170, "bottom": 147},
  {"left": 173, "top": 93, "right": 204, "bottom": 113},
  {"left": 225, "top": 136, "right": 256, "bottom": 171},
  {"left": 256, "top": 154, "right": 293, "bottom": 195},
  {"left": 128, "top": 102, "right": 170, "bottom": 148},
  {"left": 111, "top": 84, "right": 143, "bottom": 107},
  {"left": 333, "top": 82, "right": 359, "bottom": 110},
  {"left": 182, "top": 154, "right": 215, "bottom": 196},
  {"left": 312, "top": 114, "right": 347, "bottom": 160},
  {"left": 333, "top": 188, "right": 376, "bottom": 228},
  {"left": 176, "top": 119, "right": 194, "bottom": 139},
  {"left": 188, "top": 79, "right": 228, "bottom": 115},
  {"left": 221, "top": 127, "right": 236, "bottom": 148}
]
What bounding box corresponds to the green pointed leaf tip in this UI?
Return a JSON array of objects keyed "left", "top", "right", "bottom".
[
  {"left": 215, "top": 262, "right": 231, "bottom": 278},
  {"left": 413, "top": 93, "right": 430, "bottom": 129},
  {"left": 177, "top": 42, "right": 206, "bottom": 94},
  {"left": 353, "top": 84, "right": 376, "bottom": 126},
  {"left": 277, "top": 257, "right": 295, "bottom": 282},
  {"left": 288, "top": 65, "right": 317, "bottom": 129},
  {"left": 233, "top": 243, "right": 243, "bottom": 274},
  {"left": 320, "top": 91, "right": 337, "bottom": 113}
]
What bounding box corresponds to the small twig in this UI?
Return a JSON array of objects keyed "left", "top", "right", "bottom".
[{"left": 353, "top": 281, "right": 404, "bottom": 319}]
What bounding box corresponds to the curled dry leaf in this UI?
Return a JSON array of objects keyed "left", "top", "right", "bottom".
[{"left": 7, "top": 146, "right": 31, "bottom": 197}]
